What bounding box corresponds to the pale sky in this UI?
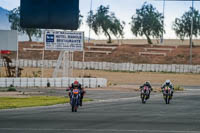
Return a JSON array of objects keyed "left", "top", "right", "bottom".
[{"left": 0, "top": 0, "right": 200, "bottom": 39}]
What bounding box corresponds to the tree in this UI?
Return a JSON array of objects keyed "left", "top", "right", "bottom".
[
  {"left": 173, "top": 7, "right": 200, "bottom": 42},
  {"left": 87, "top": 5, "right": 124, "bottom": 43},
  {"left": 8, "top": 7, "right": 41, "bottom": 42},
  {"left": 130, "top": 3, "right": 164, "bottom": 44},
  {"left": 78, "top": 12, "right": 83, "bottom": 29}
]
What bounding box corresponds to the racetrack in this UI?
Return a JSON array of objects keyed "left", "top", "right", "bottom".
[{"left": 0, "top": 88, "right": 200, "bottom": 133}]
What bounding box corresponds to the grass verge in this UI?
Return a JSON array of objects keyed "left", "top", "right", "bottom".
[{"left": 0, "top": 96, "right": 93, "bottom": 109}]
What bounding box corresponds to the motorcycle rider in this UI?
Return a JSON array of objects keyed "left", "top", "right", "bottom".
[
  {"left": 67, "top": 81, "right": 86, "bottom": 106},
  {"left": 161, "top": 80, "right": 174, "bottom": 97},
  {"left": 140, "top": 81, "right": 153, "bottom": 99}
]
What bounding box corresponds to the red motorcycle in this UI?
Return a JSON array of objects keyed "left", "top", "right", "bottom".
[
  {"left": 140, "top": 86, "right": 150, "bottom": 104},
  {"left": 163, "top": 86, "right": 172, "bottom": 104}
]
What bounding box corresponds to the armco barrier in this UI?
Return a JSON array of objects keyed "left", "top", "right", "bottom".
[
  {"left": 1, "top": 59, "right": 200, "bottom": 73},
  {"left": 0, "top": 78, "right": 107, "bottom": 88}
]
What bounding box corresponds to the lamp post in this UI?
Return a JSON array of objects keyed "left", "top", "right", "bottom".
[
  {"left": 88, "top": 0, "right": 93, "bottom": 43},
  {"left": 155, "top": 0, "right": 195, "bottom": 64},
  {"left": 161, "top": 0, "right": 166, "bottom": 44},
  {"left": 189, "top": 0, "right": 194, "bottom": 64}
]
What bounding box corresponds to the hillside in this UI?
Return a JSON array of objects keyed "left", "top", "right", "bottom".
[{"left": 5, "top": 41, "right": 200, "bottom": 65}]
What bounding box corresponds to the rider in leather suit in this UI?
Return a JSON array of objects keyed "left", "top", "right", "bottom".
[
  {"left": 67, "top": 81, "right": 86, "bottom": 106},
  {"left": 140, "top": 81, "right": 153, "bottom": 99},
  {"left": 161, "top": 80, "right": 174, "bottom": 97}
]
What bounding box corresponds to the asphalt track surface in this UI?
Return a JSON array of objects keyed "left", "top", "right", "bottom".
[{"left": 0, "top": 89, "right": 200, "bottom": 133}]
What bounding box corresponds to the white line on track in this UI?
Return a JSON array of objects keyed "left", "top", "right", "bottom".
[{"left": 0, "top": 128, "right": 199, "bottom": 133}]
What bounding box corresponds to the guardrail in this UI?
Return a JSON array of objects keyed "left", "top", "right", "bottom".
[
  {"left": 87, "top": 46, "right": 117, "bottom": 50},
  {"left": 139, "top": 52, "right": 166, "bottom": 56},
  {"left": 0, "top": 77, "right": 107, "bottom": 88},
  {"left": 144, "top": 48, "right": 173, "bottom": 52},
  {"left": 85, "top": 50, "right": 112, "bottom": 55},
  {"left": 1, "top": 59, "right": 200, "bottom": 73}
]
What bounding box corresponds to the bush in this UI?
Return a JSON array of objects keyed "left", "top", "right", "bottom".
[
  {"left": 174, "top": 85, "right": 184, "bottom": 91},
  {"left": 7, "top": 86, "right": 17, "bottom": 92},
  {"left": 32, "top": 70, "right": 41, "bottom": 77}
]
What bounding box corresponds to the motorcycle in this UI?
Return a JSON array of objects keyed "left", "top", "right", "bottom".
[
  {"left": 140, "top": 86, "right": 150, "bottom": 104},
  {"left": 163, "top": 86, "right": 172, "bottom": 104},
  {"left": 70, "top": 89, "right": 81, "bottom": 112}
]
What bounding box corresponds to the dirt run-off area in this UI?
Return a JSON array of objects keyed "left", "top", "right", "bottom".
[
  {"left": 0, "top": 68, "right": 199, "bottom": 98},
  {"left": 74, "top": 69, "right": 200, "bottom": 86},
  {"left": 1, "top": 67, "right": 200, "bottom": 86}
]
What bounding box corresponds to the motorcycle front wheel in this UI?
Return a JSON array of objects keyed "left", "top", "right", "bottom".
[
  {"left": 165, "top": 95, "right": 170, "bottom": 104},
  {"left": 141, "top": 94, "right": 146, "bottom": 104},
  {"left": 71, "top": 98, "right": 76, "bottom": 112}
]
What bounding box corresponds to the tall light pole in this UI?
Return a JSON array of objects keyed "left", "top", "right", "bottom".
[
  {"left": 161, "top": 0, "right": 166, "bottom": 44},
  {"left": 155, "top": 0, "right": 195, "bottom": 64},
  {"left": 189, "top": 0, "right": 194, "bottom": 64},
  {"left": 88, "top": 0, "right": 93, "bottom": 43}
]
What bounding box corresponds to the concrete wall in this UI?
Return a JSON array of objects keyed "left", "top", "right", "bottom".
[
  {"left": 1, "top": 59, "right": 200, "bottom": 73},
  {"left": 0, "top": 77, "right": 107, "bottom": 88}
]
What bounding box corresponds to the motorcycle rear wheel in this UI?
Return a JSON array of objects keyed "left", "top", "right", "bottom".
[{"left": 75, "top": 107, "right": 77, "bottom": 112}]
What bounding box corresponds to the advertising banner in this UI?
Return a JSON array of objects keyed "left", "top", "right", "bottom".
[{"left": 45, "top": 30, "right": 84, "bottom": 51}]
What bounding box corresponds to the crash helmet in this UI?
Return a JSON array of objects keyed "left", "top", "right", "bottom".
[
  {"left": 145, "top": 81, "right": 150, "bottom": 85},
  {"left": 165, "top": 80, "right": 171, "bottom": 86},
  {"left": 73, "top": 80, "right": 79, "bottom": 87}
]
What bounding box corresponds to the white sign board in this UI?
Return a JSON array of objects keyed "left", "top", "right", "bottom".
[{"left": 45, "top": 30, "right": 84, "bottom": 51}]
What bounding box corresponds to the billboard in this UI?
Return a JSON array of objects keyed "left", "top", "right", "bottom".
[
  {"left": 45, "top": 30, "right": 84, "bottom": 51},
  {"left": 20, "top": 0, "right": 79, "bottom": 30},
  {"left": 0, "top": 30, "right": 17, "bottom": 51}
]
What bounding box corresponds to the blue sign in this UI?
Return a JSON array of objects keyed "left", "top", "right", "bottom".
[{"left": 46, "top": 34, "right": 54, "bottom": 42}]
